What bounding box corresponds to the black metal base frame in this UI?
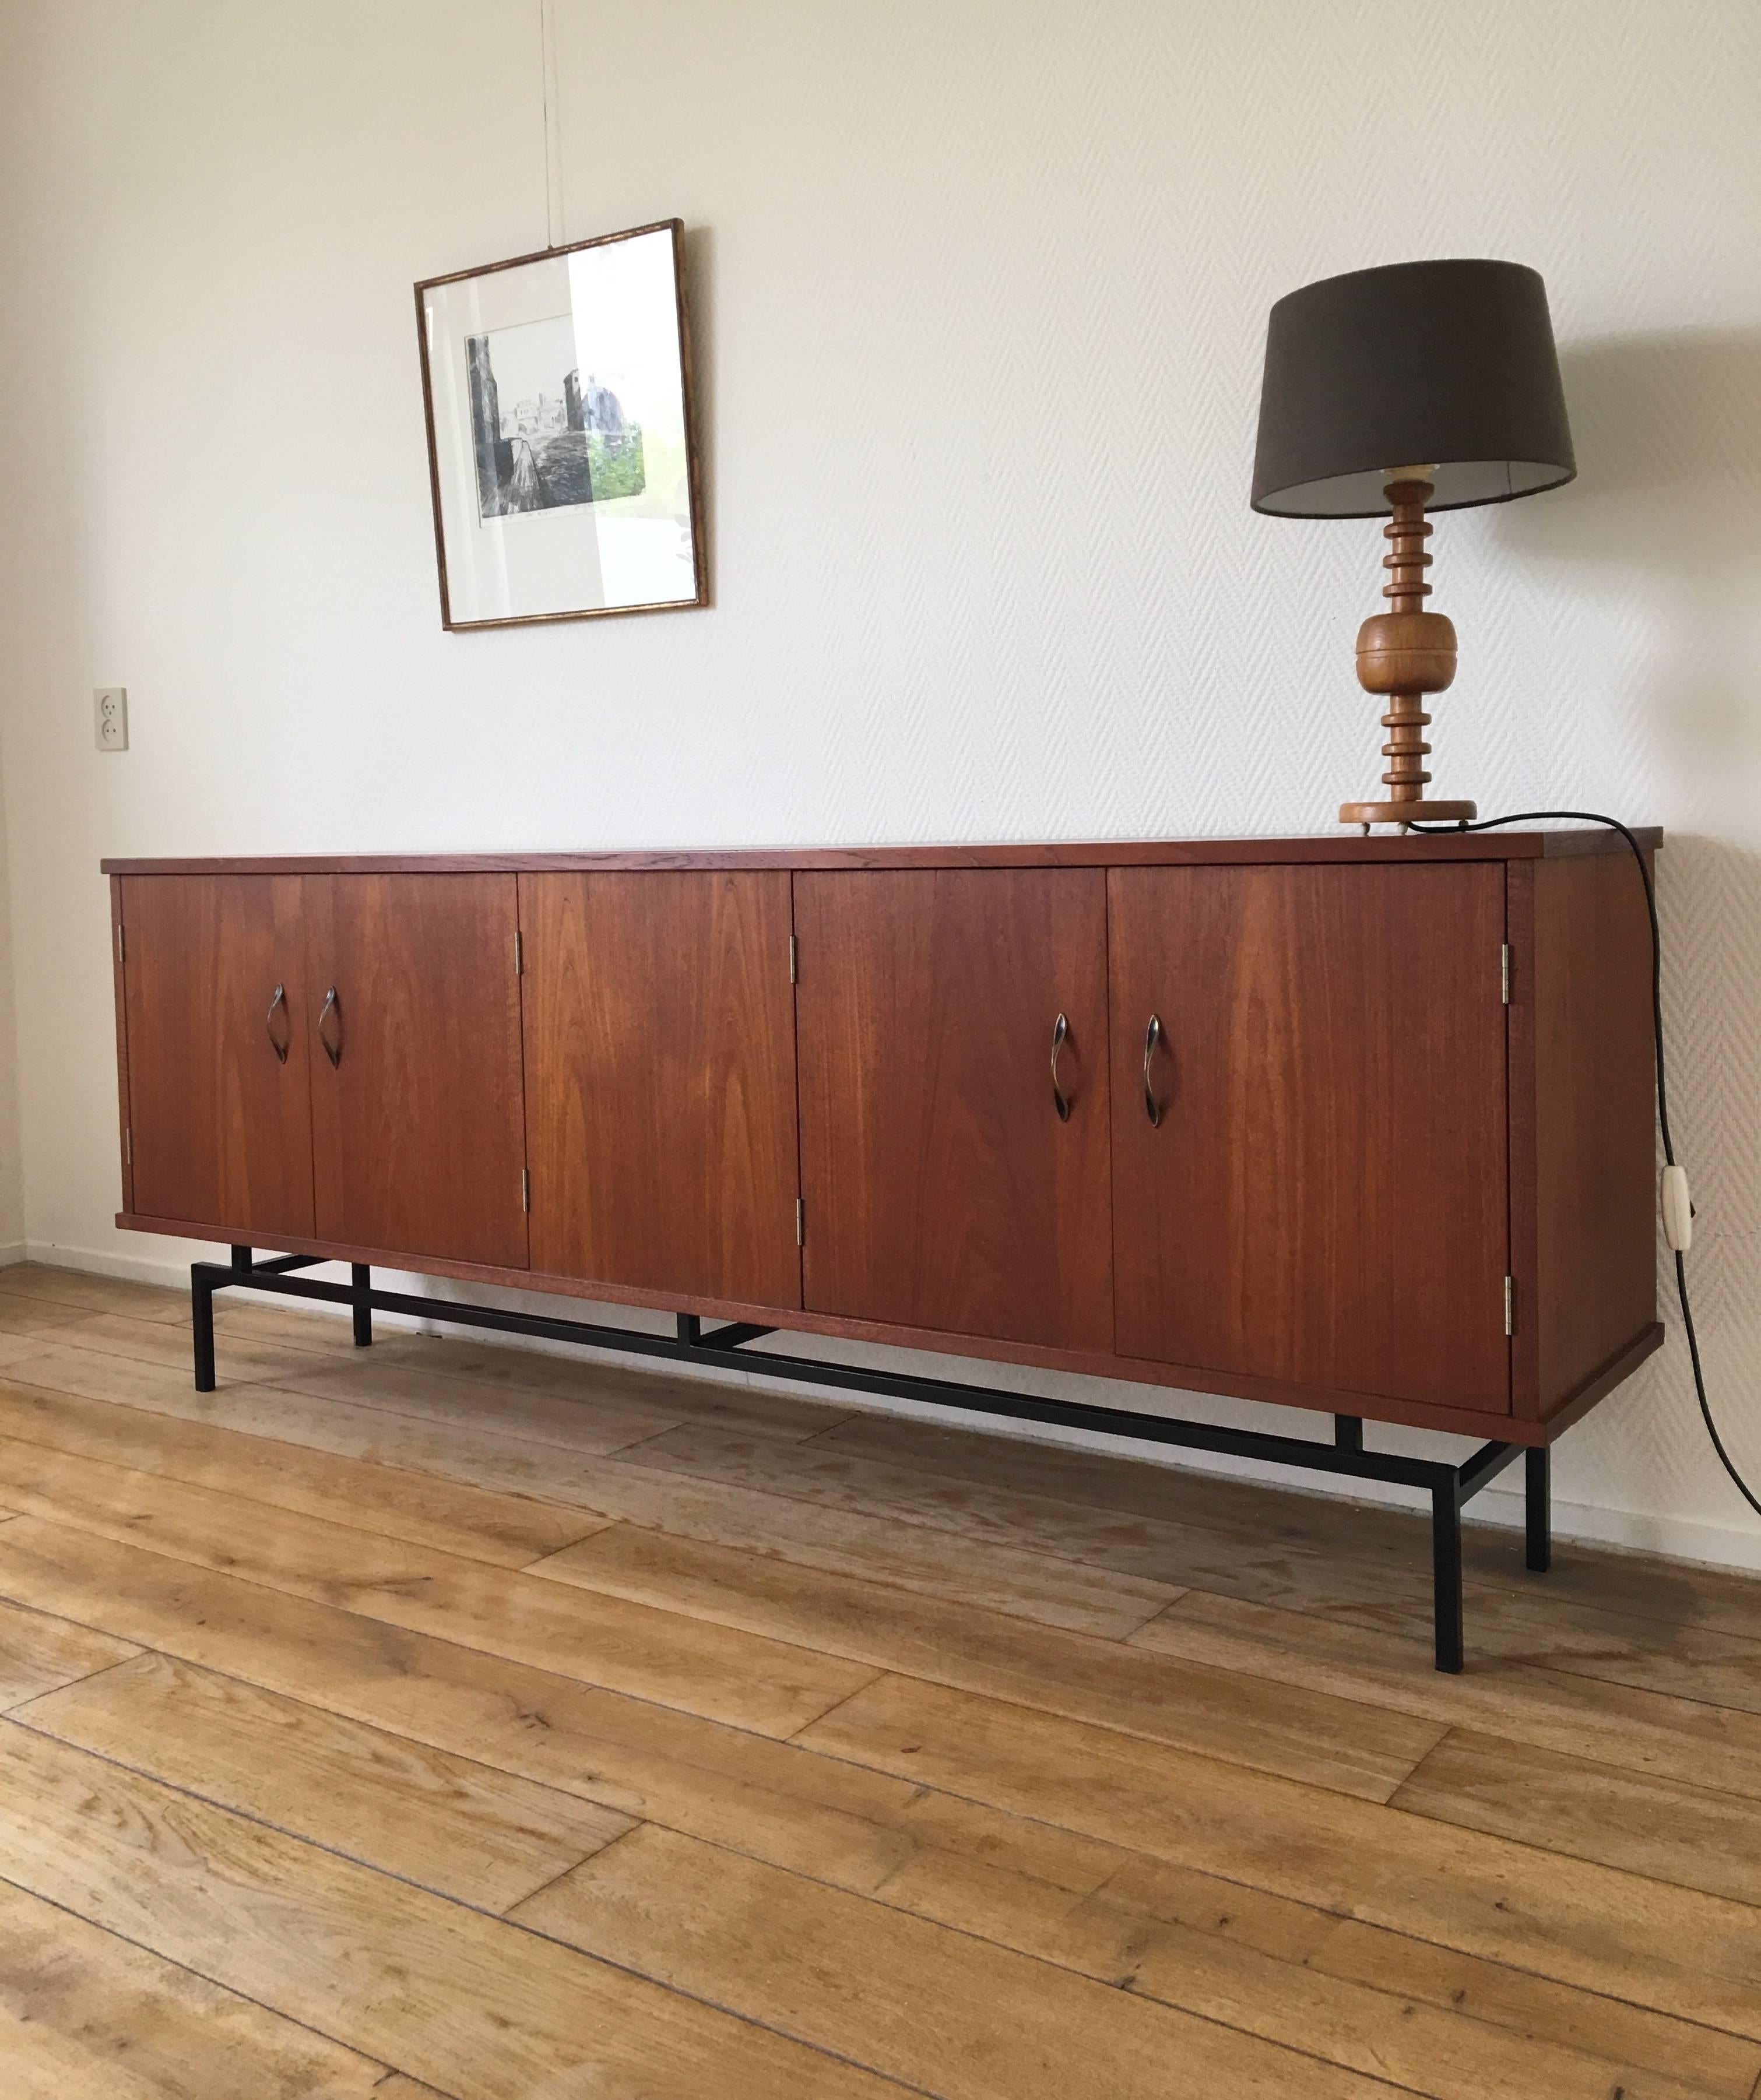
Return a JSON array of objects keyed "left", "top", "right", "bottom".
[{"left": 192, "top": 1248, "right": 1552, "bottom": 1673}]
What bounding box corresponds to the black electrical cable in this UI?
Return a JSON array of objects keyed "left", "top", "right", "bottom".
[{"left": 1408, "top": 811, "right": 1761, "bottom": 1521}]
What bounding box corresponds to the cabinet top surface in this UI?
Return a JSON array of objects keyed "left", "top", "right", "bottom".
[{"left": 102, "top": 830, "right": 1660, "bottom": 877}]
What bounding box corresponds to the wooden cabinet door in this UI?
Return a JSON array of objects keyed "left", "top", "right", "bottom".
[
  {"left": 1109, "top": 862, "right": 1510, "bottom": 1413},
  {"left": 305, "top": 875, "right": 528, "bottom": 1269},
  {"left": 521, "top": 871, "right": 802, "bottom": 1306},
  {"left": 796, "top": 870, "right": 1112, "bottom": 1351},
  {"left": 120, "top": 876, "right": 315, "bottom": 1237}
]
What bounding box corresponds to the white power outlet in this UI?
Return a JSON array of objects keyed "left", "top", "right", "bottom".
[{"left": 94, "top": 687, "right": 128, "bottom": 751}]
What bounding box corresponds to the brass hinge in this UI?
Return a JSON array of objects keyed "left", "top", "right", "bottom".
[
  {"left": 1504, "top": 1276, "right": 1514, "bottom": 1336},
  {"left": 514, "top": 930, "right": 523, "bottom": 976},
  {"left": 1500, "top": 944, "right": 1511, "bottom": 1005},
  {"left": 795, "top": 1198, "right": 805, "bottom": 1247},
  {"left": 789, "top": 935, "right": 797, "bottom": 984},
  {"left": 124, "top": 1128, "right": 132, "bottom": 1167},
  {"left": 116, "top": 924, "right": 125, "bottom": 964},
  {"left": 521, "top": 1168, "right": 530, "bottom": 1213}
]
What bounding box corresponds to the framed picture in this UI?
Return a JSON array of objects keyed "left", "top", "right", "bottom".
[{"left": 414, "top": 219, "right": 706, "bottom": 630}]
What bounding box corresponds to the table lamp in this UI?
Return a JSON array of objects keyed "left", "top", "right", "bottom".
[{"left": 1251, "top": 259, "right": 1575, "bottom": 828}]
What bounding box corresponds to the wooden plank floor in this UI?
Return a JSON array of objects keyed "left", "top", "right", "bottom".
[{"left": 0, "top": 1263, "right": 1757, "bottom": 2098}]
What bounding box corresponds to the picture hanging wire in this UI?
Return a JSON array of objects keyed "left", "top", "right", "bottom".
[{"left": 539, "top": 0, "right": 564, "bottom": 249}]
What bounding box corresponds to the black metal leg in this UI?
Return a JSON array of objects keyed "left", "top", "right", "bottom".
[
  {"left": 1432, "top": 1481, "right": 1465, "bottom": 1673},
  {"left": 1526, "top": 1445, "right": 1552, "bottom": 1574},
  {"left": 676, "top": 1314, "right": 702, "bottom": 1346},
  {"left": 1334, "top": 1415, "right": 1363, "bottom": 1452},
  {"left": 230, "top": 1244, "right": 252, "bottom": 1274},
  {"left": 192, "top": 1265, "right": 217, "bottom": 1393},
  {"left": 352, "top": 1264, "right": 373, "bottom": 1348}
]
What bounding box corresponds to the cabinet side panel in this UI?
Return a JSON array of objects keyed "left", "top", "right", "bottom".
[
  {"left": 110, "top": 877, "right": 134, "bottom": 1213},
  {"left": 1534, "top": 853, "right": 1658, "bottom": 1415},
  {"left": 1505, "top": 861, "right": 1541, "bottom": 1417}
]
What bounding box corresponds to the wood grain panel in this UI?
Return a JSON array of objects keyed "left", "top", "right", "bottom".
[
  {"left": 1532, "top": 849, "right": 1659, "bottom": 1413},
  {"left": 119, "top": 875, "right": 314, "bottom": 1238},
  {"left": 1108, "top": 861, "right": 1510, "bottom": 1412},
  {"left": 305, "top": 873, "right": 528, "bottom": 1268},
  {"left": 521, "top": 871, "right": 800, "bottom": 1305},
  {"left": 796, "top": 868, "right": 1112, "bottom": 1350}
]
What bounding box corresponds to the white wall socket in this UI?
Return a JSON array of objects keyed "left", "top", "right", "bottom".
[{"left": 94, "top": 687, "right": 128, "bottom": 751}]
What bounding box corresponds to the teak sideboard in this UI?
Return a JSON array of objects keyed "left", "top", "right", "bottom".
[{"left": 103, "top": 832, "right": 1664, "bottom": 1670}]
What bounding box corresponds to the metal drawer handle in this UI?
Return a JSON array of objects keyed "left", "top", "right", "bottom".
[
  {"left": 1050, "top": 1012, "right": 1071, "bottom": 1123},
  {"left": 266, "top": 983, "right": 290, "bottom": 1065},
  {"left": 318, "top": 986, "right": 343, "bottom": 1069},
  {"left": 1143, "top": 1012, "right": 1162, "bottom": 1127}
]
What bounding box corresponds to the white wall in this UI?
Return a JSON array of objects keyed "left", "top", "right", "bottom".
[
  {"left": 1, "top": 0, "right": 1758, "bottom": 1564},
  {"left": 0, "top": 732, "right": 22, "bottom": 1261}
]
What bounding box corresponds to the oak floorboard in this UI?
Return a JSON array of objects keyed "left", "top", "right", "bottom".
[
  {"left": 49, "top": 1308, "right": 366, "bottom": 1387},
  {"left": 25, "top": 1359, "right": 1180, "bottom": 1639},
  {"left": 0, "top": 1722, "right": 908, "bottom": 2099},
  {"left": 886, "top": 1840, "right": 1761, "bottom": 2100},
  {"left": 621, "top": 1417, "right": 1435, "bottom": 1610},
  {"left": 0, "top": 1444, "right": 874, "bottom": 1737},
  {"left": 797, "top": 1672, "right": 1761, "bottom": 2039},
  {"left": 0, "top": 1592, "right": 138, "bottom": 1708},
  {"left": 652, "top": 1421, "right": 1761, "bottom": 1716},
  {"left": 0, "top": 1295, "right": 90, "bottom": 1339},
  {"left": 259, "top": 1348, "right": 845, "bottom": 1460},
  {"left": 516, "top": 1820, "right": 1399, "bottom": 2100},
  {"left": 1391, "top": 1726, "right": 1761, "bottom": 1907},
  {"left": 812, "top": 1411, "right": 1761, "bottom": 1651},
  {"left": 0, "top": 1264, "right": 187, "bottom": 1324},
  {"left": 3, "top": 1517, "right": 1753, "bottom": 2100},
  {"left": 0, "top": 1517, "right": 1133, "bottom": 1900},
  {"left": 259, "top": 1355, "right": 737, "bottom": 1459},
  {"left": 539, "top": 1455, "right": 1184, "bottom": 1638},
  {"left": 16, "top": 1651, "right": 634, "bottom": 1912},
  {"left": 213, "top": 1297, "right": 406, "bottom": 1355},
  {"left": 879, "top": 1847, "right": 1739, "bottom": 2100},
  {"left": 1133, "top": 1589, "right": 1761, "bottom": 1801},
  {"left": 530, "top": 1519, "right": 1446, "bottom": 1800},
  {"left": 0, "top": 1374, "right": 599, "bottom": 1568},
  {"left": 377, "top": 1334, "right": 854, "bottom": 1440},
  {"left": 0, "top": 1871, "right": 390, "bottom": 2098}
]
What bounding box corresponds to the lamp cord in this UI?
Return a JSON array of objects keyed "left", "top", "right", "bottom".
[{"left": 1410, "top": 811, "right": 1760, "bottom": 1522}]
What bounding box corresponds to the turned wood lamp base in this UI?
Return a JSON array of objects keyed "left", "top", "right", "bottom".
[
  {"left": 1340, "top": 798, "right": 1477, "bottom": 829},
  {"left": 1338, "top": 474, "right": 1475, "bottom": 831}
]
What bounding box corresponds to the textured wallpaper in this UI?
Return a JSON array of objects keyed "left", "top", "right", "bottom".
[{"left": 0, "top": 0, "right": 1757, "bottom": 1561}]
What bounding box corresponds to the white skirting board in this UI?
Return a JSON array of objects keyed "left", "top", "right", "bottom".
[{"left": 23, "top": 1235, "right": 1761, "bottom": 1581}]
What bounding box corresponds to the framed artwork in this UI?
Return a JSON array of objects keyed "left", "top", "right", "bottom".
[{"left": 415, "top": 219, "right": 705, "bottom": 630}]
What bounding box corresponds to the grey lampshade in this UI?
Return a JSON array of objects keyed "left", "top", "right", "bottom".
[{"left": 1251, "top": 259, "right": 1574, "bottom": 518}]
